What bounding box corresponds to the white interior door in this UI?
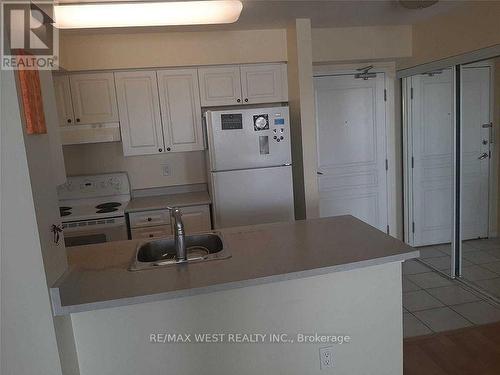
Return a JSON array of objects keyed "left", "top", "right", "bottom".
[
  {"left": 461, "top": 66, "right": 491, "bottom": 240},
  {"left": 314, "top": 73, "right": 388, "bottom": 232},
  {"left": 411, "top": 69, "right": 454, "bottom": 246}
]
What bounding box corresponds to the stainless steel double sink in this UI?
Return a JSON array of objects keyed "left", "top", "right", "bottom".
[{"left": 129, "top": 231, "right": 231, "bottom": 271}]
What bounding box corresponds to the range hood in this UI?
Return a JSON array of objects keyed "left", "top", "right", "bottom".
[{"left": 60, "top": 122, "right": 121, "bottom": 145}]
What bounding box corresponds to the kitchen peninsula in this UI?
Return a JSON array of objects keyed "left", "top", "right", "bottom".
[{"left": 51, "top": 215, "right": 417, "bottom": 375}]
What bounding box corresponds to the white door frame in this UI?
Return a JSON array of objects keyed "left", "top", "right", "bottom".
[{"left": 313, "top": 62, "right": 397, "bottom": 237}]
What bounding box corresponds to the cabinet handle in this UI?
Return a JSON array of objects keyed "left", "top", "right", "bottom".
[
  {"left": 158, "top": 148, "right": 163, "bottom": 152},
  {"left": 167, "top": 147, "right": 171, "bottom": 152},
  {"left": 147, "top": 217, "right": 152, "bottom": 222},
  {"left": 76, "top": 118, "right": 80, "bottom": 122},
  {"left": 236, "top": 99, "right": 241, "bottom": 103},
  {"left": 67, "top": 119, "right": 72, "bottom": 123},
  {"left": 244, "top": 98, "right": 248, "bottom": 102}
]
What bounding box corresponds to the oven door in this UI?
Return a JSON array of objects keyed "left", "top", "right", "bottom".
[{"left": 63, "top": 217, "right": 128, "bottom": 247}]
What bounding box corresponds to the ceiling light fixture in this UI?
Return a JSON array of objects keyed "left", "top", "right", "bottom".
[{"left": 53, "top": 0, "right": 243, "bottom": 29}]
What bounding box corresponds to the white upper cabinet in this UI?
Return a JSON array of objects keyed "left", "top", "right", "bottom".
[
  {"left": 157, "top": 69, "right": 204, "bottom": 152},
  {"left": 240, "top": 63, "right": 288, "bottom": 104},
  {"left": 115, "top": 71, "right": 165, "bottom": 156},
  {"left": 198, "top": 63, "right": 288, "bottom": 107},
  {"left": 198, "top": 65, "right": 242, "bottom": 106},
  {"left": 53, "top": 75, "right": 74, "bottom": 127},
  {"left": 69, "top": 72, "right": 119, "bottom": 124}
]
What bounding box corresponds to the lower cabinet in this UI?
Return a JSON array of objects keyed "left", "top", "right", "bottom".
[{"left": 129, "top": 205, "right": 211, "bottom": 240}]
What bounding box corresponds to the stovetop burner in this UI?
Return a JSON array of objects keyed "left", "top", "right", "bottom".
[
  {"left": 96, "top": 208, "right": 119, "bottom": 214},
  {"left": 95, "top": 202, "right": 122, "bottom": 209}
]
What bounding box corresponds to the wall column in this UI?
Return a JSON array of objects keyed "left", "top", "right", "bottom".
[{"left": 287, "top": 18, "right": 319, "bottom": 219}]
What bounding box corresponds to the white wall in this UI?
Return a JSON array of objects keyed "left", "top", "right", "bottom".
[
  {"left": 0, "top": 69, "right": 65, "bottom": 375},
  {"left": 71, "top": 262, "right": 403, "bottom": 375},
  {"left": 287, "top": 19, "right": 319, "bottom": 219},
  {"left": 312, "top": 25, "right": 412, "bottom": 63},
  {"left": 63, "top": 143, "right": 207, "bottom": 190},
  {"left": 59, "top": 28, "right": 287, "bottom": 71},
  {"left": 21, "top": 69, "right": 81, "bottom": 374},
  {"left": 399, "top": 1, "right": 500, "bottom": 69}
]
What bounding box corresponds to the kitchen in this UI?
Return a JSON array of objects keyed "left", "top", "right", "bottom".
[
  {"left": 55, "top": 62, "right": 293, "bottom": 246},
  {"left": 3, "top": 1, "right": 500, "bottom": 375}
]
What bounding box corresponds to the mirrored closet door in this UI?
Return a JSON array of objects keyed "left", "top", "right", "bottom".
[
  {"left": 404, "top": 67, "right": 456, "bottom": 275},
  {"left": 459, "top": 58, "right": 500, "bottom": 300}
]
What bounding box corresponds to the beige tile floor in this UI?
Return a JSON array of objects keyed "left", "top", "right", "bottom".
[{"left": 403, "top": 239, "right": 500, "bottom": 338}]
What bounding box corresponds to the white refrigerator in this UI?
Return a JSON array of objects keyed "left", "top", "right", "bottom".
[{"left": 205, "top": 106, "right": 295, "bottom": 229}]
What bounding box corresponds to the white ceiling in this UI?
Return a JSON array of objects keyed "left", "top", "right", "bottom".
[
  {"left": 237, "top": 0, "right": 465, "bottom": 28},
  {"left": 57, "top": 0, "right": 467, "bottom": 33}
]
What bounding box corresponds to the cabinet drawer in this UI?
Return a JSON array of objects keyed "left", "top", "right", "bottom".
[
  {"left": 131, "top": 225, "right": 172, "bottom": 240},
  {"left": 129, "top": 210, "right": 170, "bottom": 228}
]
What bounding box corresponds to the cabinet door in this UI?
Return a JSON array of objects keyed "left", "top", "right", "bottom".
[
  {"left": 180, "top": 205, "right": 211, "bottom": 233},
  {"left": 240, "top": 63, "right": 288, "bottom": 104},
  {"left": 197, "top": 65, "right": 242, "bottom": 106},
  {"left": 69, "top": 72, "right": 119, "bottom": 124},
  {"left": 52, "top": 75, "right": 74, "bottom": 127},
  {"left": 115, "top": 71, "right": 165, "bottom": 156},
  {"left": 157, "top": 69, "right": 204, "bottom": 152}
]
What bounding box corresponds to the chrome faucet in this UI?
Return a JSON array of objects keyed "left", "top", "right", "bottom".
[{"left": 168, "top": 207, "right": 187, "bottom": 261}]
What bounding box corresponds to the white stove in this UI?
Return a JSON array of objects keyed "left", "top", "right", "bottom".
[{"left": 58, "top": 173, "right": 131, "bottom": 247}]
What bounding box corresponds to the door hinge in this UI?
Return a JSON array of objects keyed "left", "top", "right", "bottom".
[
  {"left": 412, "top": 222, "right": 415, "bottom": 233},
  {"left": 410, "top": 87, "right": 414, "bottom": 100},
  {"left": 411, "top": 156, "right": 414, "bottom": 168},
  {"left": 385, "top": 159, "right": 388, "bottom": 171},
  {"left": 386, "top": 225, "right": 390, "bottom": 234},
  {"left": 384, "top": 89, "right": 387, "bottom": 102}
]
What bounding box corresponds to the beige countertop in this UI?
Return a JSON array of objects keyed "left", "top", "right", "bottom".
[
  {"left": 50, "top": 216, "right": 418, "bottom": 315},
  {"left": 125, "top": 191, "right": 211, "bottom": 213}
]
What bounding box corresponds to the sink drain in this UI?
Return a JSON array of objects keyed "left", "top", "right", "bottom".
[{"left": 187, "top": 246, "right": 210, "bottom": 260}]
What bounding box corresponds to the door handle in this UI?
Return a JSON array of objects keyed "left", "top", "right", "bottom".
[
  {"left": 317, "top": 171, "right": 324, "bottom": 175},
  {"left": 478, "top": 152, "right": 489, "bottom": 160}
]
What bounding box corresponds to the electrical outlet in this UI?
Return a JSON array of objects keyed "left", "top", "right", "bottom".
[
  {"left": 319, "top": 347, "right": 334, "bottom": 370},
  {"left": 161, "top": 164, "right": 171, "bottom": 177}
]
